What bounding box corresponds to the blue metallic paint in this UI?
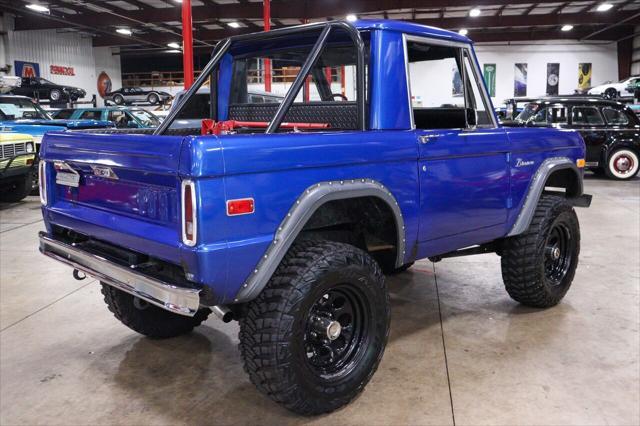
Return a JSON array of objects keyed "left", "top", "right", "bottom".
[{"left": 39, "top": 21, "right": 586, "bottom": 305}]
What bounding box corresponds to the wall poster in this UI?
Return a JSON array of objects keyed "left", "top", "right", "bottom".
[
  {"left": 546, "top": 63, "right": 560, "bottom": 96},
  {"left": 578, "top": 63, "right": 592, "bottom": 91},
  {"left": 514, "top": 63, "right": 528, "bottom": 97},
  {"left": 14, "top": 60, "right": 40, "bottom": 78},
  {"left": 483, "top": 64, "right": 496, "bottom": 97},
  {"left": 97, "top": 71, "right": 112, "bottom": 98}
]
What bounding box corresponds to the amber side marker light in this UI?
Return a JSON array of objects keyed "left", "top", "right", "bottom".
[
  {"left": 576, "top": 159, "right": 586, "bottom": 168},
  {"left": 227, "top": 198, "right": 255, "bottom": 216}
]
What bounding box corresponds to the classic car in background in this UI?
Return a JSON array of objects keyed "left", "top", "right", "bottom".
[
  {"left": 11, "top": 77, "right": 86, "bottom": 102},
  {"left": 587, "top": 76, "right": 639, "bottom": 99},
  {"left": 104, "top": 87, "right": 172, "bottom": 106},
  {"left": 51, "top": 107, "right": 161, "bottom": 128},
  {"left": 0, "top": 132, "right": 36, "bottom": 202},
  {"left": 511, "top": 97, "right": 640, "bottom": 180}
]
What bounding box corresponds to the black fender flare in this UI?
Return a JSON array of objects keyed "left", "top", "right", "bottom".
[
  {"left": 508, "top": 157, "right": 582, "bottom": 237},
  {"left": 233, "top": 179, "right": 406, "bottom": 302}
]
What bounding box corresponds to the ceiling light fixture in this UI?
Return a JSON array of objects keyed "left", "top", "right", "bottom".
[
  {"left": 561, "top": 24, "right": 574, "bottom": 31},
  {"left": 25, "top": 3, "right": 50, "bottom": 13},
  {"left": 346, "top": 14, "right": 357, "bottom": 22},
  {"left": 116, "top": 28, "right": 133, "bottom": 35},
  {"left": 167, "top": 49, "right": 181, "bottom": 53},
  {"left": 167, "top": 42, "right": 181, "bottom": 49},
  {"left": 227, "top": 21, "right": 241, "bottom": 28},
  {"left": 469, "top": 8, "right": 481, "bottom": 17},
  {"left": 596, "top": 3, "right": 613, "bottom": 11},
  {"left": 459, "top": 28, "right": 469, "bottom": 36}
]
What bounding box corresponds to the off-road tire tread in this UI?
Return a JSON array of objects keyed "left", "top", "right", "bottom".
[
  {"left": 100, "top": 284, "right": 210, "bottom": 339},
  {"left": 501, "top": 195, "right": 580, "bottom": 308},
  {"left": 239, "top": 240, "right": 389, "bottom": 416}
]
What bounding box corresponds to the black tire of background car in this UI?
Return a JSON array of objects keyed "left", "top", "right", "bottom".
[
  {"left": 0, "top": 172, "right": 33, "bottom": 203},
  {"left": 604, "top": 88, "right": 618, "bottom": 99},
  {"left": 605, "top": 148, "right": 640, "bottom": 180},
  {"left": 239, "top": 240, "right": 390, "bottom": 416},
  {"left": 100, "top": 283, "right": 211, "bottom": 338},
  {"left": 114, "top": 95, "right": 124, "bottom": 105},
  {"left": 500, "top": 194, "right": 580, "bottom": 308},
  {"left": 386, "top": 262, "right": 415, "bottom": 275},
  {"left": 49, "top": 89, "right": 61, "bottom": 101},
  {"left": 148, "top": 93, "right": 159, "bottom": 105}
]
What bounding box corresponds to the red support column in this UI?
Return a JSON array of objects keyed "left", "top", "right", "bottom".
[
  {"left": 182, "top": 0, "right": 194, "bottom": 89},
  {"left": 263, "top": 0, "right": 272, "bottom": 92}
]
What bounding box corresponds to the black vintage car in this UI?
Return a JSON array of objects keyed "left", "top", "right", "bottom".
[
  {"left": 510, "top": 97, "right": 640, "bottom": 180},
  {"left": 11, "top": 77, "right": 86, "bottom": 102},
  {"left": 103, "top": 87, "right": 172, "bottom": 106}
]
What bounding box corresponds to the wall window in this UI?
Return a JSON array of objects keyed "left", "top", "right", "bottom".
[
  {"left": 602, "top": 107, "right": 629, "bottom": 125},
  {"left": 571, "top": 106, "right": 604, "bottom": 126},
  {"left": 406, "top": 40, "right": 493, "bottom": 130}
]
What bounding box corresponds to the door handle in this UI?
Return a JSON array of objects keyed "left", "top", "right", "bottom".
[{"left": 419, "top": 134, "right": 439, "bottom": 144}]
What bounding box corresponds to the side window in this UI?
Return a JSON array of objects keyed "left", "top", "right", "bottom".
[
  {"left": 572, "top": 107, "right": 605, "bottom": 126},
  {"left": 462, "top": 50, "right": 492, "bottom": 126},
  {"left": 407, "top": 41, "right": 494, "bottom": 130},
  {"left": 407, "top": 42, "right": 465, "bottom": 130},
  {"left": 108, "top": 110, "right": 128, "bottom": 127},
  {"left": 602, "top": 107, "right": 629, "bottom": 125},
  {"left": 53, "top": 109, "right": 74, "bottom": 119},
  {"left": 79, "top": 110, "right": 102, "bottom": 120},
  {"left": 176, "top": 93, "right": 210, "bottom": 119}
]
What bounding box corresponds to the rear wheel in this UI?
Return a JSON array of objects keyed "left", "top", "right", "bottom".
[
  {"left": 605, "top": 149, "right": 639, "bottom": 180},
  {"left": 100, "top": 284, "right": 210, "bottom": 338},
  {"left": 501, "top": 195, "right": 580, "bottom": 308},
  {"left": 49, "top": 89, "right": 62, "bottom": 102},
  {"left": 239, "top": 240, "right": 390, "bottom": 415}
]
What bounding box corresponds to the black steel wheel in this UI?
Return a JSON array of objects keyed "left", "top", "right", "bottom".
[
  {"left": 501, "top": 195, "right": 580, "bottom": 308},
  {"left": 604, "top": 88, "right": 618, "bottom": 99},
  {"left": 239, "top": 240, "right": 390, "bottom": 415}
]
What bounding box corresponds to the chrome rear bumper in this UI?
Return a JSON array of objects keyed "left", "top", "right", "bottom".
[{"left": 38, "top": 232, "right": 201, "bottom": 316}]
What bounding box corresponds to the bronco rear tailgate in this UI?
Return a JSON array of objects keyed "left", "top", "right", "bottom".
[{"left": 40, "top": 131, "right": 187, "bottom": 262}]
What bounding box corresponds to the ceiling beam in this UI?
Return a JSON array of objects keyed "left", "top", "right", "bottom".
[{"left": 10, "top": 0, "right": 596, "bottom": 30}]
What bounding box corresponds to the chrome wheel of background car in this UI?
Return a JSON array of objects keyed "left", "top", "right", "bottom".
[
  {"left": 114, "top": 95, "right": 124, "bottom": 105},
  {"left": 608, "top": 149, "right": 639, "bottom": 180},
  {"left": 304, "top": 285, "right": 367, "bottom": 378},
  {"left": 544, "top": 222, "right": 573, "bottom": 286},
  {"left": 604, "top": 88, "right": 618, "bottom": 99},
  {"left": 50, "top": 89, "right": 61, "bottom": 101},
  {"left": 148, "top": 94, "right": 159, "bottom": 105}
]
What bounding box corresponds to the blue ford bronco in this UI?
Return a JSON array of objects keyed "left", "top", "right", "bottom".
[{"left": 38, "top": 20, "right": 591, "bottom": 415}]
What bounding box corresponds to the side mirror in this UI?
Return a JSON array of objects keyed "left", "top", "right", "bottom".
[{"left": 466, "top": 108, "right": 477, "bottom": 127}]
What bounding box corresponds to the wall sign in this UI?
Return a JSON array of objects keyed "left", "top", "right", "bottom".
[
  {"left": 578, "top": 63, "right": 592, "bottom": 91},
  {"left": 50, "top": 65, "right": 75, "bottom": 76},
  {"left": 483, "top": 64, "right": 496, "bottom": 97},
  {"left": 514, "top": 63, "right": 528, "bottom": 97},
  {"left": 97, "top": 71, "right": 112, "bottom": 98},
  {"left": 546, "top": 63, "right": 560, "bottom": 96},
  {"left": 14, "top": 61, "right": 40, "bottom": 78}
]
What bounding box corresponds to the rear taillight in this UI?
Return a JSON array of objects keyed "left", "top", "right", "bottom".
[
  {"left": 181, "top": 180, "right": 197, "bottom": 246},
  {"left": 39, "top": 161, "right": 47, "bottom": 205}
]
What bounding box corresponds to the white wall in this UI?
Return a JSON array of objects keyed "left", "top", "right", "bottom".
[
  {"left": 4, "top": 15, "right": 121, "bottom": 106},
  {"left": 474, "top": 42, "right": 618, "bottom": 104}
]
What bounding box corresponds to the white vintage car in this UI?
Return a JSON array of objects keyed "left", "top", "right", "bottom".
[{"left": 588, "top": 76, "right": 639, "bottom": 98}]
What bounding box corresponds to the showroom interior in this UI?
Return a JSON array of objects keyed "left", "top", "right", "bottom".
[{"left": 0, "top": 0, "right": 639, "bottom": 424}]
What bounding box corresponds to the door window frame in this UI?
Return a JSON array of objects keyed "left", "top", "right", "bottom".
[{"left": 403, "top": 34, "right": 498, "bottom": 130}]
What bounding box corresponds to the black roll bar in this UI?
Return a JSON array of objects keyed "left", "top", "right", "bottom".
[{"left": 154, "top": 20, "right": 366, "bottom": 135}]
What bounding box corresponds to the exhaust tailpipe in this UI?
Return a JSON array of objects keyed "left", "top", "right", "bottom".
[{"left": 212, "top": 305, "right": 234, "bottom": 323}]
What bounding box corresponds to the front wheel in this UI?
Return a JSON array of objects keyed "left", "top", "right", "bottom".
[
  {"left": 0, "top": 172, "right": 32, "bottom": 203},
  {"left": 49, "top": 89, "right": 62, "bottom": 102},
  {"left": 604, "top": 88, "right": 618, "bottom": 99},
  {"left": 605, "top": 149, "right": 639, "bottom": 180},
  {"left": 500, "top": 195, "right": 580, "bottom": 308},
  {"left": 239, "top": 240, "right": 390, "bottom": 415},
  {"left": 113, "top": 94, "right": 124, "bottom": 105},
  {"left": 147, "top": 93, "right": 159, "bottom": 105}
]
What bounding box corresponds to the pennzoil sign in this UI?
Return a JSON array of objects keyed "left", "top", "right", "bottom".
[{"left": 50, "top": 65, "right": 75, "bottom": 76}]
